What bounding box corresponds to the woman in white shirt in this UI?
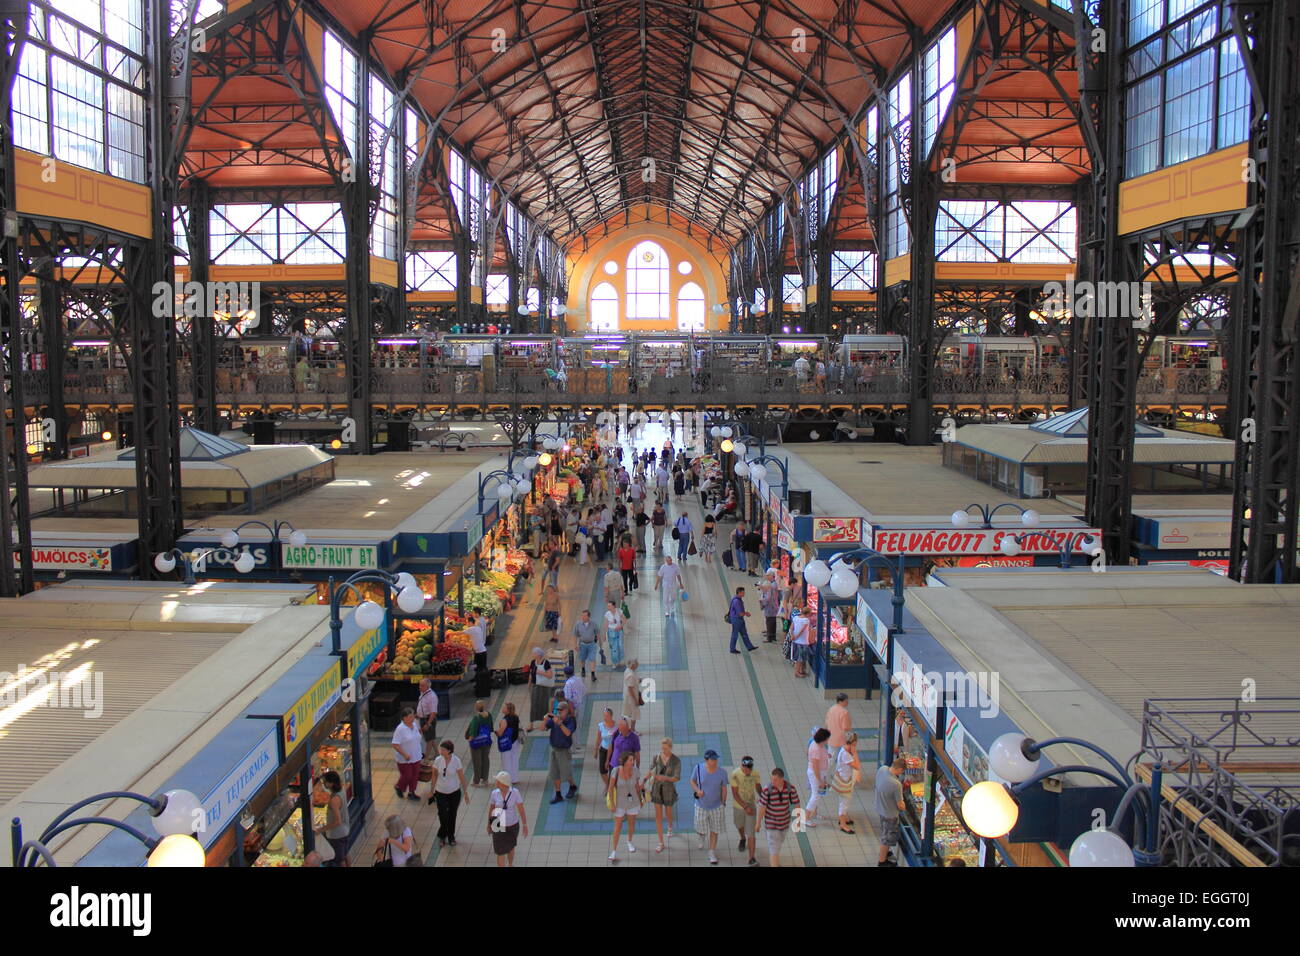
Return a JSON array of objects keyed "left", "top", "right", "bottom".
[
  {"left": 378, "top": 814, "right": 415, "bottom": 866},
  {"left": 830, "top": 732, "right": 862, "bottom": 834},
  {"left": 488, "top": 771, "right": 529, "bottom": 867},
  {"left": 790, "top": 607, "right": 812, "bottom": 678},
  {"left": 428, "top": 740, "right": 470, "bottom": 847},
  {"left": 604, "top": 601, "right": 625, "bottom": 669}
]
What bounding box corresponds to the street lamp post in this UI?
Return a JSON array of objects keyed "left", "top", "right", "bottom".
[
  {"left": 951, "top": 502, "right": 1040, "bottom": 529},
  {"left": 11, "top": 788, "right": 205, "bottom": 867},
  {"left": 216, "top": 519, "right": 309, "bottom": 574},
  {"left": 959, "top": 733, "right": 1161, "bottom": 867},
  {"left": 327, "top": 568, "right": 427, "bottom": 654},
  {"left": 998, "top": 529, "right": 1103, "bottom": 569},
  {"left": 153, "top": 546, "right": 255, "bottom": 584},
  {"left": 802, "top": 546, "right": 906, "bottom": 633}
]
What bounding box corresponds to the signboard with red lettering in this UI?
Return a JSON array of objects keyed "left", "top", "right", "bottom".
[
  {"left": 812, "top": 517, "right": 862, "bottom": 544},
  {"left": 24, "top": 547, "right": 113, "bottom": 571},
  {"left": 870, "top": 527, "right": 1103, "bottom": 556}
]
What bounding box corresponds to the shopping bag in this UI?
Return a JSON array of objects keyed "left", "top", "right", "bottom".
[
  {"left": 621, "top": 601, "right": 631, "bottom": 619},
  {"left": 679, "top": 589, "right": 689, "bottom": 603}
]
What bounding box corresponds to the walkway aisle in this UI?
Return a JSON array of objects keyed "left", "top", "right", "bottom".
[{"left": 357, "top": 449, "right": 883, "bottom": 867}]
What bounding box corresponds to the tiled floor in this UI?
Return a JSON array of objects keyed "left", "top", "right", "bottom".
[{"left": 352, "top": 445, "right": 888, "bottom": 867}]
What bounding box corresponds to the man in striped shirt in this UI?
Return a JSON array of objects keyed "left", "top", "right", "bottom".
[{"left": 756, "top": 767, "right": 801, "bottom": 867}]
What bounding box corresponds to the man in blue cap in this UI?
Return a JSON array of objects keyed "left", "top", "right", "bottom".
[{"left": 690, "top": 749, "right": 729, "bottom": 864}]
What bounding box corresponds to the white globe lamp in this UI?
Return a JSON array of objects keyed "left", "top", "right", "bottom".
[
  {"left": 152, "top": 789, "right": 203, "bottom": 837},
  {"left": 394, "top": 572, "right": 417, "bottom": 592},
  {"left": 999, "top": 536, "right": 1023, "bottom": 557},
  {"left": 1021, "top": 509, "right": 1040, "bottom": 526},
  {"left": 803, "top": 559, "right": 832, "bottom": 590},
  {"left": 220, "top": 530, "right": 239, "bottom": 549},
  {"left": 1069, "top": 829, "right": 1135, "bottom": 867},
  {"left": 147, "top": 833, "right": 205, "bottom": 868},
  {"left": 951, "top": 510, "right": 971, "bottom": 527},
  {"left": 749, "top": 463, "right": 767, "bottom": 482},
  {"left": 988, "top": 733, "right": 1040, "bottom": 783},
  {"left": 288, "top": 530, "right": 308, "bottom": 548},
  {"left": 234, "top": 552, "right": 257, "bottom": 574},
  {"left": 154, "top": 552, "right": 176, "bottom": 574},
  {"left": 734, "top": 462, "right": 750, "bottom": 477},
  {"left": 396, "top": 586, "right": 425, "bottom": 614},
  {"left": 731, "top": 441, "right": 747, "bottom": 457},
  {"left": 961, "top": 781, "right": 1020, "bottom": 839},
  {"left": 829, "top": 564, "right": 860, "bottom": 598},
  {"left": 354, "top": 600, "right": 385, "bottom": 631}
]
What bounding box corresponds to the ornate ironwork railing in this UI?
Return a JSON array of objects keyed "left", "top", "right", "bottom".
[{"left": 1141, "top": 698, "right": 1300, "bottom": 867}]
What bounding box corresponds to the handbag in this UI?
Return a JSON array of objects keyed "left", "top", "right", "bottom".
[
  {"left": 621, "top": 601, "right": 631, "bottom": 619},
  {"left": 373, "top": 843, "right": 394, "bottom": 867},
  {"left": 605, "top": 781, "right": 617, "bottom": 812},
  {"left": 829, "top": 768, "right": 854, "bottom": 796},
  {"left": 468, "top": 718, "right": 493, "bottom": 749},
  {"left": 418, "top": 758, "right": 434, "bottom": 782},
  {"left": 497, "top": 723, "right": 516, "bottom": 753},
  {"left": 671, "top": 527, "right": 680, "bottom": 540},
  {"left": 316, "top": 834, "right": 336, "bottom": 862},
  {"left": 405, "top": 834, "right": 424, "bottom": 867},
  {"left": 688, "top": 539, "right": 698, "bottom": 556}
]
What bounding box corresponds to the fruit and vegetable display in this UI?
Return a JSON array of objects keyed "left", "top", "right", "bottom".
[
  {"left": 461, "top": 583, "right": 503, "bottom": 617},
  {"left": 387, "top": 620, "right": 438, "bottom": 676}
]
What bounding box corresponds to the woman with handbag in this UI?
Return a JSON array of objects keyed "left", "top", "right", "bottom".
[
  {"left": 831, "top": 732, "right": 863, "bottom": 834},
  {"left": 376, "top": 814, "right": 414, "bottom": 867},
  {"left": 496, "top": 701, "right": 523, "bottom": 783},
  {"left": 644, "top": 737, "right": 681, "bottom": 853},
  {"left": 606, "top": 750, "right": 644, "bottom": 861},
  {"left": 489, "top": 772, "right": 528, "bottom": 867},
  {"left": 313, "top": 770, "right": 350, "bottom": 866},
  {"left": 465, "top": 699, "right": 495, "bottom": 786},
  {"left": 428, "top": 740, "right": 470, "bottom": 847}
]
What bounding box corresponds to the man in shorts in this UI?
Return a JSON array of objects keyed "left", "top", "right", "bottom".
[
  {"left": 875, "top": 756, "right": 907, "bottom": 866},
  {"left": 756, "top": 767, "right": 801, "bottom": 867},
  {"left": 729, "top": 755, "right": 762, "bottom": 866},
  {"left": 544, "top": 702, "right": 578, "bottom": 804},
  {"left": 572, "top": 609, "right": 600, "bottom": 680},
  {"left": 690, "top": 749, "right": 729, "bottom": 864}
]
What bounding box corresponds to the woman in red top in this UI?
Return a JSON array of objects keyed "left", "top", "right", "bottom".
[{"left": 617, "top": 536, "right": 637, "bottom": 592}]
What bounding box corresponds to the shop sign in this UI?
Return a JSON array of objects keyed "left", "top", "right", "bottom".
[
  {"left": 281, "top": 543, "right": 379, "bottom": 569},
  {"left": 197, "top": 725, "right": 279, "bottom": 845},
  {"left": 776, "top": 530, "right": 795, "bottom": 553},
  {"left": 282, "top": 664, "right": 342, "bottom": 755},
  {"left": 956, "top": 718, "right": 990, "bottom": 785},
  {"left": 892, "top": 645, "right": 939, "bottom": 731},
  {"left": 855, "top": 594, "right": 890, "bottom": 660},
  {"left": 812, "top": 517, "right": 862, "bottom": 544},
  {"left": 1150, "top": 518, "right": 1230, "bottom": 550},
  {"left": 871, "top": 527, "right": 1102, "bottom": 556},
  {"left": 465, "top": 514, "right": 484, "bottom": 551},
  {"left": 23, "top": 546, "right": 112, "bottom": 572},
  {"left": 193, "top": 543, "right": 274, "bottom": 570},
  {"left": 858, "top": 596, "right": 890, "bottom": 660},
  {"left": 346, "top": 626, "right": 384, "bottom": 681}
]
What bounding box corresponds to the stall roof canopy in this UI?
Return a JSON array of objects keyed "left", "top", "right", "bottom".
[
  {"left": 118, "top": 427, "right": 249, "bottom": 462},
  {"left": 1029, "top": 407, "right": 1163, "bottom": 439},
  {"left": 952, "top": 422, "right": 1235, "bottom": 466}
]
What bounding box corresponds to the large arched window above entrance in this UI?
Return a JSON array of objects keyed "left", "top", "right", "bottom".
[
  {"left": 676, "top": 282, "right": 705, "bottom": 331},
  {"left": 626, "top": 241, "right": 669, "bottom": 319},
  {"left": 590, "top": 281, "right": 619, "bottom": 331}
]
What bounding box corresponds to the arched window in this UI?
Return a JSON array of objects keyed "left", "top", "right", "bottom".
[
  {"left": 590, "top": 282, "right": 619, "bottom": 331},
  {"left": 677, "top": 282, "right": 705, "bottom": 331},
  {"left": 626, "top": 241, "right": 669, "bottom": 319}
]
